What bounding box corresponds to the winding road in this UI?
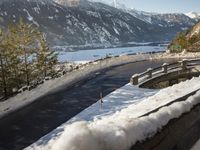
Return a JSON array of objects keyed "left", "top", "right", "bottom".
[{"left": 0, "top": 59, "right": 177, "bottom": 150}]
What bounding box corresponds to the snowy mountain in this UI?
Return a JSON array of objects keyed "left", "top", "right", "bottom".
[
  {"left": 128, "top": 9, "right": 195, "bottom": 28},
  {"left": 0, "top": 0, "right": 197, "bottom": 49},
  {"left": 185, "top": 12, "right": 200, "bottom": 21}
]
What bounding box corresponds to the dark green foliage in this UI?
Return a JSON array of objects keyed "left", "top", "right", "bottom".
[
  {"left": 0, "top": 19, "right": 58, "bottom": 99},
  {"left": 188, "top": 34, "right": 200, "bottom": 45},
  {"left": 168, "top": 32, "right": 188, "bottom": 53},
  {"left": 35, "top": 36, "right": 58, "bottom": 78}
]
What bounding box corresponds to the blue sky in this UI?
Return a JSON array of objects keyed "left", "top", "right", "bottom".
[{"left": 98, "top": 0, "right": 200, "bottom": 13}]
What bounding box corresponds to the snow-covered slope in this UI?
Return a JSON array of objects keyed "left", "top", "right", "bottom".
[
  {"left": 0, "top": 0, "right": 197, "bottom": 49},
  {"left": 0, "top": 0, "right": 159, "bottom": 47},
  {"left": 185, "top": 12, "right": 200, "bottom": 21},
  {"left": 128, "top": 9, "right": 196, "bottom": 28}
]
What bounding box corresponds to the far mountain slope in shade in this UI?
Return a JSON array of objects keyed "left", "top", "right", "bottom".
[{"left": 0, "top": 0, "right": 197, "bottom": 50}]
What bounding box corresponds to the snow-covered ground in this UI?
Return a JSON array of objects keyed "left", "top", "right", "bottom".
[
  {"left": 26, "top": 77, "right": 200, "bottom": 150},
  {"left": 57, "top": 46, "right": 165, "bottom": 62},
  {"left": 69, "top": 85, "right": 158, "bottom": 123},
  {"left": 191, "top": 139, "right": 200, "bottom": 150}
]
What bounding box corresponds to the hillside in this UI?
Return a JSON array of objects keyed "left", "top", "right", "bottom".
[
  {"left": 168, "top": 21, "right": 200, "bottom": 52},
  {"left": 185, "top": 12, "right": 200, "bottom": 21},
  {"left": 0, "top": 0, "right": 197, "bottom": 50},
  {"left": 128, "top": 9, "right": 195, "bottom": 28}
]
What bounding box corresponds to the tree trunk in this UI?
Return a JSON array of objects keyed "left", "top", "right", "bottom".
[
  {"left": 24, "top": 50, "right": 30, "bottom": 86},
  {"left": 0, "top": 53, "right": 7, "bottom": 98}
]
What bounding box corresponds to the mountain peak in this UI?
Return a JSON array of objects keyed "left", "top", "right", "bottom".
[{"left": 185, "top": 12, "right": 200, "bottom": 20}]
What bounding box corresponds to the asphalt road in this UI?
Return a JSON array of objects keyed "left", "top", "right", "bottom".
[{"left": 0, "top": 59, "right": 177, "bottom": 150}]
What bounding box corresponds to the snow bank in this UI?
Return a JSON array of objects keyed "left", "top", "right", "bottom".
[
  {"left": 191, "top": 139, "right": 200, "bottom": 150},
  {"left": 26, "top": 77, "right": 200, "bottom": 150},
  {"left": 69, "top": 84, "right": 158, "bottom": 123},
  {"left": 27, "top": 92, "right": 200, "bottom": 150},
  {"left": 73, "top": 61, "right": 90, "bottom": 64}
]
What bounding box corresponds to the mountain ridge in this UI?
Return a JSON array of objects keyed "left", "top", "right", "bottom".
[
  {"left": 185, "top": 12, "right": 200, "bottom": 21},
  {"left": 0, "top": 0, "right": 197, "bottom": 50}
]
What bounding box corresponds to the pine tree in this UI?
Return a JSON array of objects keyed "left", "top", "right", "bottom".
[
  {"left": 13, "top": 18, "right": 40, "bottom": 86},
  {"left": 0, "top": 18, "right": 58, "bottom": 99},
  {"left": 0, "top": 29, "right": 15, "bottom": 97},
  {"left": 169, "top": 32, "right": 188, "bottom": 53},
  {"left": 36, "top": 34, "right": 58, "bottom": 78},
  {"left": 0, "top": 43, "right": 8, "bottom": 98}
]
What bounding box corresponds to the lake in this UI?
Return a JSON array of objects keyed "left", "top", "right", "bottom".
[{"left": 57, "top": 45, "right": 166, "bottom": 63}]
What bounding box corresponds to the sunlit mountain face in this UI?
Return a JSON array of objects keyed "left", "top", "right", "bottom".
[{"left": 185, "top": 12, "right": 200, "bottom": 21}]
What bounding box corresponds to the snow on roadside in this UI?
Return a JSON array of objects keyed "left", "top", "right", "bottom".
[
  {"left": 120, "top": 77, "right": 200, "bottom": 118},
  {"left": 26, "top": 77, "right": 200, "bottom": 150},
  {"left": 69, "top": 84, "right": 158, "bottom": 123},
  {"left": 25, "top": 84, "right": 159, "bottom": 148},
  {"left": 191, "top": 139, "right": 200, "bottom": 150},
  {"left": 73, "top": 60, "right": 91, "bottom": 64}
]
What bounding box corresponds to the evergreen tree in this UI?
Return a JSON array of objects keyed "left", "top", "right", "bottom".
[
  {"left": 0, "top": 31, "right": 8, "bottom": 98},
  {"left": 13, "top": 18, "right": 40, "bottom": 86},
  {"left": 36, "top": 34, "right": 58, "bottom": 78},
  {"left": 169, "top": 32, "right": 188, "bottom": 53},
  {"left": 4, "top": 26, "right": 22, "bottom": 90},
  {"left": 0, "top": 18, "right": 58, "bottom": 99},
  {"left": 0, "top": 29, "right": 16, "bottom": 97}
]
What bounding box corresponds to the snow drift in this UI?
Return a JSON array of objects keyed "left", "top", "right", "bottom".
[
  {"left": 26, "top": 77, "right": 200, "bottom": 150},
  {"left": 49, "top": 93, "right": 200, "bottom": 150}
]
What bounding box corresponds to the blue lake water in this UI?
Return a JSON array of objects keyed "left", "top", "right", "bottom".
[{"left": 57, "top": 46, "right": 166, "bottom": 62}]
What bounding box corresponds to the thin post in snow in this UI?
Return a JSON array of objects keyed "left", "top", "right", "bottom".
[{"left": 100, "top": 91, "right": 103, "bottom": 109}]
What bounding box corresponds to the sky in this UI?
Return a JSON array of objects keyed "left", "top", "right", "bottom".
[{"left": 97, "top": 0, "right": 200, "bottom": 13}]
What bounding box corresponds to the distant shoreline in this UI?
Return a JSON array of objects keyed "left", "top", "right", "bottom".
[
  {"left": 57, "top": 45, "right": 166, "bottom": 63},
  {"left": 52, "top": 41, "right": 169, "bottom": 52}
]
